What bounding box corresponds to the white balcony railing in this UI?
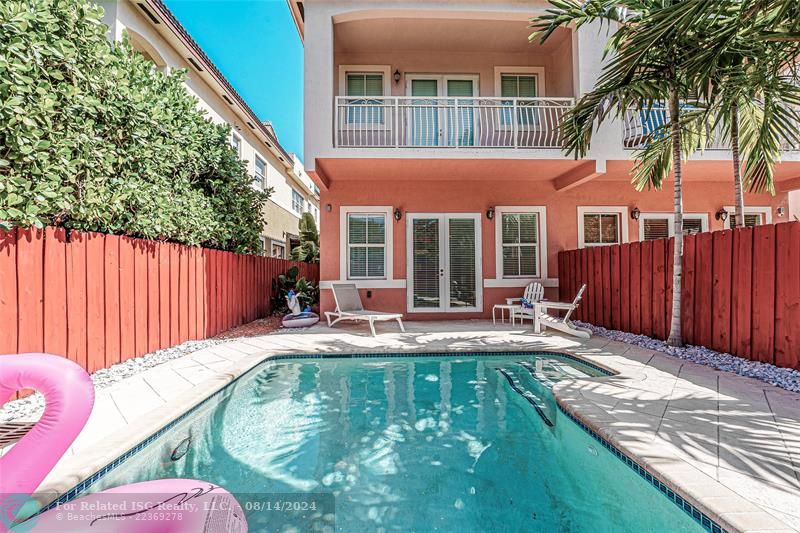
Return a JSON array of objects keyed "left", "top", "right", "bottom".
[
  {"left": 334, "top": 96, "right": 575, "bottom": 149},
  {"left": 623, "top": 107, "right": 800, "bottom": 151}
]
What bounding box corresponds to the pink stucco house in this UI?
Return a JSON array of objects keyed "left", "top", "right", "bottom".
[{"left": 287, "top": 0, "right": 800, "bottom": 320}]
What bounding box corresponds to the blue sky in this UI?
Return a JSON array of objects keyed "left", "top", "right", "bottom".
[{"left": 164, "top": 0, "right": 304, "bottom": 161}]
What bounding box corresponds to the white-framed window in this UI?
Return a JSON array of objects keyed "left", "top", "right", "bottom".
[
  {"left": 339, "top": 65, "right": 391, "bottom": 126},
  {"left": 231, "top": 132, "right": 242, "bottom": 158},
  {"left": 258, "top": 236, "right": 267, "bottom": 255},
  {"left": 724, "top": 206, "right": 772, "bottom": 229},
  {"left": 291, "top": 189, "right": 304, "bottom": 214},
  {"left": 271, "top": 240, "right": 286, "bottom": 259},
  {"left": 577, "top": 206, "right": 629, "bottom": 248},
  {"left": 339, "top": 206, "right": 395, "bottom": 286},
  {"left": 346, "top": 213, "right": 387, "bottom": 279},
  {"left": 639, "top": 213, "right": 709, "bottom": 240},
  {"left": 494, "top": 67, "right": 546, "bottom": 127},
  {"left": 496, "top": 207, "right": 547, "bottom": 278},
  {"left": 254, "top": 155, "right": 266, "bottom": 189}
]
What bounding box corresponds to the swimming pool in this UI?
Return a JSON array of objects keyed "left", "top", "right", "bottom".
[{"left": 72, "top": 352, "right": 713, "bottom": 532}]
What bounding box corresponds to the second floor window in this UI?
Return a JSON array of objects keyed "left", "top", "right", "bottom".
[
  {"left": 254, "top": 156, "right": 266, "bottom": 189},
  {"left": 501, "top": 74, "right": 538, "bottom": 126},
  {"left": 346, "top": 73, "right": 384, "bottom": 124},
  {"left": 291, "top": 189, "right": 304, "bottom": 213},
  {"left": 231, "top": 133, "right": 242, "bottom": 158}
]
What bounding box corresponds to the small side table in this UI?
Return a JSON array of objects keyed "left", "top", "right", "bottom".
[{"left": 493, "top": 304, "right": 518, "bottom": 325}]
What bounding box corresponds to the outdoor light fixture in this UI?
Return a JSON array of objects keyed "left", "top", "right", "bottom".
[
  {"left": 393, "top": 69, "right": 401, "bottom": 83},
  {"left": 630, "top": 207, "right": 641, "bottom": 220},
  {"left": 394, "top": 208, "right": 403, "bottom": 222},
  {"left": 715, "top": 208, "right": 729, "bottom": 222},
  {"left": 486, "top": 207, "right": 495, "bottom": 220},
  {"left": 325, "top": 203, "right": 332, "bottom": 213},
  {"left": 777, "top": 206, "right": 786, "bottom": 217}
]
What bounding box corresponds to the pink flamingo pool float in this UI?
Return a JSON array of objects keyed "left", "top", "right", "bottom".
[{"left": 0, "top": 353, "right": 247, "bottom": 532}]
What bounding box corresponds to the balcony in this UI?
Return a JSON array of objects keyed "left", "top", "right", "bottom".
[
  {"left": 622, "top": 107, "right": 800, "bottom": 151},
  {"left": 334, "top": 96, "right": 575, "bottom": 149}
]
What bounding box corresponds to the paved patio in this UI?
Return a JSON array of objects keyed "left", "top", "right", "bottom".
[{"left": 28, "top": 320, "right": 800, "bottom": 532}]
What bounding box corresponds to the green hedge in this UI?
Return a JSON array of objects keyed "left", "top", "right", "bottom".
[{"left": 0, "top": 0, "right": 270, "bottom": 253}]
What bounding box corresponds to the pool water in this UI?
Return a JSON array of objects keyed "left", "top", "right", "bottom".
[{"left": 86, "top": 354, "right": 703, "bottom": 532}]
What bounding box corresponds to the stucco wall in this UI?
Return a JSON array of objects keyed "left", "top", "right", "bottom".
[{"left": 318, "top": 177, "right": 789, "bottom": 318}]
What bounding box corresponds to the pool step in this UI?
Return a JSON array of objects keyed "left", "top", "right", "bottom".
[{"left": 496, "top": 368, "right": 554, "bottom": 427}]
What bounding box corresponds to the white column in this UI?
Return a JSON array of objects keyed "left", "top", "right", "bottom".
[
  {"left": 303, "top": 4, "right": 335, "bottom": 171},
  {"left": 574, "top": 20, "right": 624, "bottom": 162},
  {"left": 789, "top": 190, "right": 800, "bottom": 222}
]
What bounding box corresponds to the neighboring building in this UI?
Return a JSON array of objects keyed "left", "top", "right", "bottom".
[
  {"left": 288, "top": 0, "right": 800, "bottom": 318},
  {"left": 100, "top": 0, "right": 319, "bottom": 257}
]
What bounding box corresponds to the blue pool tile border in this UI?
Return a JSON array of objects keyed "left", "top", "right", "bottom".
[
  {"left": 41, "top": 349, "right": 724, "bottom": 533},
  {"left": 557, "top": 404, "right": 727, "bottom": 533}
]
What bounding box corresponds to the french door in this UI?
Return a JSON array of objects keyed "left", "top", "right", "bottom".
[
  {"left": 407, "top": 214, "right": 482, "bottom": 313},
  {"left": 406, "top": 75, "right": 478, "bottom": 147}
]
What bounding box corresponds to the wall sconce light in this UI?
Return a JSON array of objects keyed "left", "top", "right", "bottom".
[
  {"left": 715, "top": 208, "right": 729, "bottom": 222},
  {"left": 393, "top": 69, "right": 401, "bottom": 84},
  {"left": 630, "top": 207, "right": 641, "bottom": 220},
  {"left": 394, "top": 208, "right": 402, "bottom": 222},
  {"left": 486, "top": 207, "right": 495, "bottom": 220},
  {"left": 777, "top": 206, "right": 786, "bottom": 217},
  {"left": 325, "top": 203, "right": 332, "bottom": 213}
]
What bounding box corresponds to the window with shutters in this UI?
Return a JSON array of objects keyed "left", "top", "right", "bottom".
[
  {"left": 642, "top": 217, "right": 670, "bottom": 240},
  {"left": 347, "top": 213, "right": 386, "bottom": 279},
  {"left": 501, "top": 213, "right": 539, "bottom": 277},
  {"left": 254, "top": 156, "right": 266, "bottom": 189},
  {"left": 725, "top": 207, "right": 771, "bottom": 229},
  {"left": 346, "top": 73, "right": 384, "bottom": 125},
  {"left": 449, "top": 218, "right": 477, "bottom": 308},
  {"left": 682, "top": 217, "right": 705, "bottom": 235},
  {"left": 731, "top": 213, "right": 763, "bottom": 228},
  {"left": 640, "top": 213, "right": 708, "bottom": 239},
  {"left": 582, "top": 213, "right": 621, "bottom": 246},
  {"left": 500, "top": 74, "right": 538, "bottom": 126}
]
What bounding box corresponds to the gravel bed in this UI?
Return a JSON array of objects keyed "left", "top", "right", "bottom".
[
  {"left": 1, "top": 315, "right": 294, "bottom": 424},
  {"left": 576, "top": 321, "right": 800, "bottom": 393},
  {"left": 1, "top": 338, "right": 224, "bottom": 423}
]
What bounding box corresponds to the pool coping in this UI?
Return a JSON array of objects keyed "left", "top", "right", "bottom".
[{"left": 32, "top": 344, "right": 793, "bottom": 533}]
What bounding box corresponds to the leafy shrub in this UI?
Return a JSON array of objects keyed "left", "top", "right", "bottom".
[
  {"left": 291, "top": 212, "right": 319, "bottom": 263},
  {"left": 272, "top": 266, "right": 319, "bottom": 313},
  {"left": 0, "top": 0, "right": 270, "bottom": 252}
]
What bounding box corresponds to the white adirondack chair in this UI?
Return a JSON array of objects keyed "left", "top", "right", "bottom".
[
  {"left": 505, "top": 282, "right": 545, "bottom": 326},
  {"left": 517, "top": 283, "right": 591, "bottom": 338}
]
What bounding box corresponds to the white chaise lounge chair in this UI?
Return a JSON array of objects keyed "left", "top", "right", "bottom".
[
  {"left": 516, "top": 283, "right": 591, "bottom": 339},
  {"left": 325, "top": 283, "right": 405, "bottom": 336}
]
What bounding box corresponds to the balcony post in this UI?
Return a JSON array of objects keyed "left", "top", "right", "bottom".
[
  {"left": 395, "top": 98, "right": 400, "bottom": 148},
  {"left": 454, "top": 98, "right": 459, "bottom": 149},
  {"left": 334, "top": 97, "right": 339, "bottom": 148},
  {"left": 513, "top": 98, "right": 518, "bottom": 149}
]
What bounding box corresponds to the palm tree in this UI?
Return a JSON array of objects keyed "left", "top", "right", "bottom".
[
  {"left": 531, "top": 0, "right": 714, "bottom": 346},
  {"left": 672, "top": 1, "right": 800, "bottom": 226}
]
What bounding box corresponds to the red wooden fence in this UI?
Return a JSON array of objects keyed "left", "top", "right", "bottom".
[
  {"left": 558, "top": 221, "right": 800, "bottom": 370},
  {"left": 0, "top": 227, "right": 319, "bottom": 373}
]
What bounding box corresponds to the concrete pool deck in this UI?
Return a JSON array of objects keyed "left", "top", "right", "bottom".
[{"left": 27, "top": 320, "right": 800, "bottom": 532}]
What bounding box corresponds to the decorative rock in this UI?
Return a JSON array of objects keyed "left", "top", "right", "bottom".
[
  {"left": 575, "top": 321, "right": 800, "bottom": 393},
  {"left": 1, "top": 338, "right": 223, "bottom": 423}
]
